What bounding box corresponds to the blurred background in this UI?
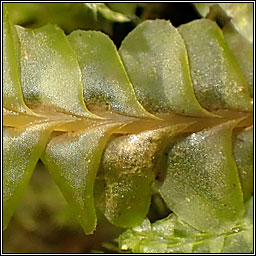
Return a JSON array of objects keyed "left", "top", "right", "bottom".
[{"left": 4, "top": 3, "right": 201, "bottom": 46}]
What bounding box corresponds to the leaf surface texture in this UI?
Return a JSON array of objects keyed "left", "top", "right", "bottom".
[{"left": 2, "top": 7, "right": 253, "bottom": 251}]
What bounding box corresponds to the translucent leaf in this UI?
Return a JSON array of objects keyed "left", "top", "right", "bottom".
[
  {"left": 222, "top": 230, "right": 253, "bottom": 253},
  {"left": 68, "top": 31, "right": 152, "bottom": 118},
  {"left": 2, "top": 4, "right": 253, "bottom": 249},
  {"left": 3, "top": 6, "right": 31, "bottom": 114},
  {"left": 118, "top": 197, "right": 253, "bottom": 253},
  {"left": 193, "top": 4, "right": 253, "bottom": 97},
  {"left": 159, "top": 120, "right": 244, "bottom": 233},
  {"left": 243, "top": 196, "right": 253, "bottom": 225},
  {"left": 192, "top": 236, "right": 224, "bottom": 253},
  {"left": 97, "top": 125, "right": 188, "bottom": 228},
  {"left": 222, "top": 197, "right": 253, "bottom": 253},
  {"left": 218, "top": 3, "right": 253, "bottom": 43},
  {"left": 233, "top": 126, "right": 253, "bottom": 201},
  {"left": 16, "top": 24, "right": 97, "bottom": 118},
  {"left": 119, "top": 20, "right": 211, "bottom": 117},
  {"left": 3, "top": 122, "right": 56, "bottom": 230},
  {"left": 223, "top": 23, "right": 253, "bottom": 97},
  {"left": 179, "top": 19, "right": 252, "bottom": 112},
  {"left": 119, "top": 215, "right": 201, "bottom": 253},
  {"left": 41, "top": 123, "right": 122, "bottom": 234},
  {"left": 194, "top": 2, "right": 253, "bottom": 42}
]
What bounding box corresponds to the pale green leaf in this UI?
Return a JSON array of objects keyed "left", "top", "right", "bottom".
[
  {"left": 3, "top": 122, "right": 56, "bottom": 230},
  {"left": 119, "top": 20, "right": 211, "bottom": 117},
  {"left": 68, "top": 30, "right": 152, "bottom": 118},
  {"left": 218, "top": 3, "right": 253, "bottom": 43},
  {"left": 179, "top": 19, "right": 252, "bottom": 112},
  {"left": 222, "top": 196, "right": 253, "bottom": 253},
  {"left": 159, "top": 120, "right": 244, "bottom": 233},
  {"left": 16, "top": 24, "right": 97, "bottom": 118},
  {"left": 194, "top": 2, "right": 253, "bottom": 42},
  {"left": 2, "top": 5, "right": 254, "bottom": 250},
  {"left": 118, "top": 197, "right": 253, "bottom": 253},
  {"left": 221, "top": 230, "right": 253, "bottom": 253},
  {"left": 41, "top": 123, "right": 122, "bottom": 234},
  {"left": 233, "top": 126, "right": 253, "bottom": 202},
  {"left": 97, "top": 125, "right": 188, "bottom": 228},
  {"left": 193, "top": 3, "right": 253, "bottom": 97},
  {"left": 223, "top": 23, "right": 253, "bottom": 97},
  {"left": 3, "top": 6, "right": 32, "bottom": 114}
]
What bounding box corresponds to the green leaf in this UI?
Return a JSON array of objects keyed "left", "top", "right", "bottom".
[
  {"left": 119, "top": 20, "right": 211, "bottom": 117},
  {"left": 194, "top": 3, "right": 253, "bottom": 42},
  {"left": 3, "top": 122, "right": 56, "bottom": 230},
  {"left": 193, "top": 3, "right": 253, "bottom": 97},
  {"left": 159, "top": 120, "right": 244, "bottom": 233},
  {"left": 232, "top": 126, "right": 253, "bottom": 202},
  {"left": 3, "top": 6, "right": 253, "bottom": 250},
  {"left": 68, "top": 30, "right": 152, "bottom": 118},
  {"left": 221, "top": 196, "right": 253, "bottom": 253},
  {"left": 118, "top": 197, "right": 253, "bottom": 253},
  {"left": 3, "top": 6, "right": 32, "bottom": 114},
  {"left": 217, "top": 3, "right": 252, "bottom": 43},
  {"left": 97, "top": 125, "right": 188, "bottom": 228},
  {"left": 178, "top": 19, "right": 252, "bottom": 112},
  {"left": 41, "top": 123, "right": 123, "bottom": 234},
  {"left": 223, "top": 23, "right": 253, "bottom": 97},
  {"left": 16, "top": 24, "right": 97, "bottom": 118},
  {"left": 221, "top": 230, "right": 253, "bottom": 253}
]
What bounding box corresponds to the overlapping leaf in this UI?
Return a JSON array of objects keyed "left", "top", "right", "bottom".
[
  {"left": 223, "top": 23, "right": 253, "bottom": 97},
  {"left": 3, "top": 6, "right": 32, "bottom": 114},
  {"left": 3, "top": 5, "right": 253, "bottom": 253},
  {"left": 3, "top": 122, "right": 58, "bottom": 230},
  {"left": 68, "top": 30, "right": 152, "bottom": 118},
  {"left": 232, "top": 126, "right": 253, "bottom": 202},
  {"left": 118, "top": 197, "right": 253, "bottom": 253},
  {"left": 41, "top": 123, "right": 123, "bottom": 234},
  {"left": 16, "top": 24, "right": 96, "bottom": 118},
  {"left": 194, "top": 3, "right": 253, "bottom": 97},
  {"left": 96, "top": 124, "right": 189, "bottom": 228},
  {"left": 159, "top": 120, "right": 244, "bottom": 233},
  {"left": 119, "top": 20, "right": 212, "bottom": 117},
  {"left": 194, "top": 3, "right": 253, "bottom": 43},
  {"left": 179, "top": 19, "right": 252, "bottom": 112}
]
